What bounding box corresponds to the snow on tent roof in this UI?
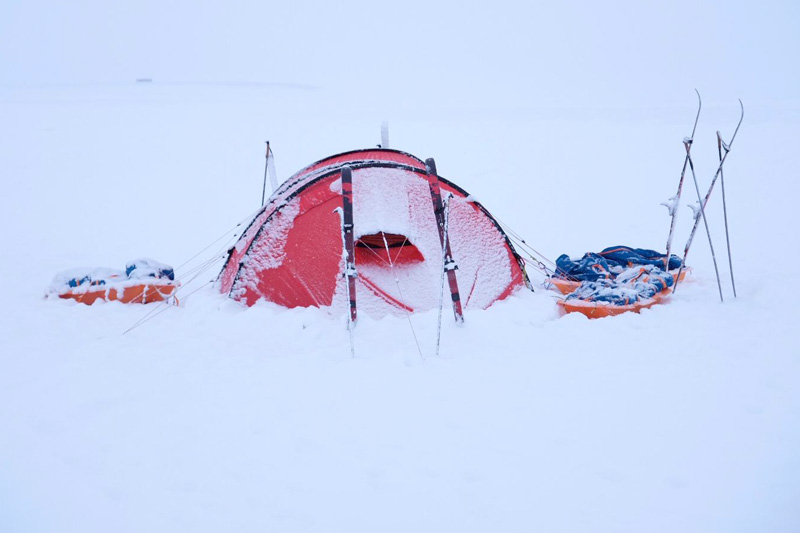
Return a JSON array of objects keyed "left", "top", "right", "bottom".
[{"left": 218, "top": 149, "right": 527, "bottom": 318}]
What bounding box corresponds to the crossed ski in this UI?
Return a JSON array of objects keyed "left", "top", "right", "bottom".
[{"left": 668, "top": 95, "right": 744, "bottom": 300}]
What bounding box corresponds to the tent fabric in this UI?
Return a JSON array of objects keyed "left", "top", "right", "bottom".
[{"left": 218, "top": 149, "right": 527, "bottom": 317}]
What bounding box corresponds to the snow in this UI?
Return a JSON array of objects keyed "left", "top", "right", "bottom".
[
  {"left": 2, "top": 2, "right": 800, "bottom": 532},
  {"left": 125, "top": 258, "right": 174, "bottom": 279},
  {"left": 662, "top": 194, "right": 678, "bottom": 216},
  {"left": 47, "top": 267, "right": 126, "bottom": 289}
]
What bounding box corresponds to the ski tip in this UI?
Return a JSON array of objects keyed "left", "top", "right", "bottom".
[{"left": 425, "top": 157, "right": 438, "bottom": 175}]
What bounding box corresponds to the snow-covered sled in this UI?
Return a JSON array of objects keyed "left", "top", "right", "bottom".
[
  {"left": 47, "top": 259, "right": 179, "bottom": 305},
  {"left": 548, "top": 246, "right": 685, "bottom": 318},
  {"left": 556, "top": 286, "right": 669, "bottom": 318},
  {"left": 548, "top": 268, "right": 689, "bottom": 296}
]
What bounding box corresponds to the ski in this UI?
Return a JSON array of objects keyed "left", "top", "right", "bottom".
[
  {"left": 436, "top": 193, "right": 455, "bottom": 357},
  {"left": 340, "top": 166, "right": 358, "bottom": 325},
  {"left": 425, "top": 158, "right": 464, "bottom": 324},
  {"left": 674, "top": 99, "right": 744, "bottom": 294},
  {"left": 663, "top": 89, "right": 701, "bottom": 270}
]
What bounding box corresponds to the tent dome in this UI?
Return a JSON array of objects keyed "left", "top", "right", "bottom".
[{"left": 218, "top": 149, "right": 527, "bottom": 317}]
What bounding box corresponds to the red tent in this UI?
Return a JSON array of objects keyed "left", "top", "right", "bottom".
[{"left": 218, "top": 149, "right": 527, "bottom": 318}]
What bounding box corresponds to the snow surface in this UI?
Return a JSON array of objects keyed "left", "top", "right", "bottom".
[{"left": 2, "top": 2, "right": 800, "bottom": 532}]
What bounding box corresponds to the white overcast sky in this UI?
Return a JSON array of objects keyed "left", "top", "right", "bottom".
[{"left": 2, "top": 0, "right": 798, "bottom": 108}]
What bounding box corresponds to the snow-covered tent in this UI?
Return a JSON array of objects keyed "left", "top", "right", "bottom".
[{"left": 218, "top": 149, "right": 528, "bottom": 318}]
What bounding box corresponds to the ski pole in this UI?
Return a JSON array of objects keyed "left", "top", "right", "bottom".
[
  {"left": 261, "top": 141, "right": 270, "bottom": 207},
  {"left": 685, "top": 143, "right": 724, "bottom": 302},
  {"left": 718, "top": 130, "right": 737, "bottom": 297},
  {"left": 663, "top": 89, "right": 702, "bottom": 270},
  {"left": 673, "top": 100, "right": 744, "bottom": 294}
]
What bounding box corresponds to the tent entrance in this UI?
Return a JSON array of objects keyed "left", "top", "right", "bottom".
[{"left": 356, "top": 232, "right": 423, "bottom": 265}]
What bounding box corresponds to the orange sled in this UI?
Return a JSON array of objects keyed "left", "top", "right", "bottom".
[
  {"left": 58, "top": 281, "right": 178, "bottom": 305},
  {"left": 547, "top": 268, "right": 689, "bottom": 295},
  {"left": 557, "top": 288, "right": 670, "bottom": 319}
]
